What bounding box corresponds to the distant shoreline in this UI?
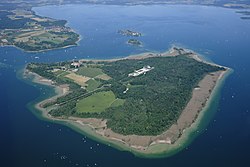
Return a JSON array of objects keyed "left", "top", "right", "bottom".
[
  {"left": 24, "top": 47, "right": 232, "bottom": 158},
  {"left": 1, "top": 30, "right": 81, "bottom": 53},
  {"left": 0, "top": 6, "right": 81, "bottom": 53}
]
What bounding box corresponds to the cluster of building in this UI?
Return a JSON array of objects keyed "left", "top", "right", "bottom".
[
  {"left": 53, "top": 61, "right": 82, "bottom": 73},
  {"left": 71, "top": 61, "right": 81, "bottom": 68},
  {"left": 45, "top": 26, "right": 72, "bottom": 32},
  {"left": 128, "top": 65, "right": 154, "bottom": 77}
]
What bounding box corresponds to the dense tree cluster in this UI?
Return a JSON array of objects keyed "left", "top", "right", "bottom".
[
  {"left": 49, "top": 100, "right": 77, "bottom": 117},
  {"left": 96, "top": 56, "right": 223, "bottom": 135}
]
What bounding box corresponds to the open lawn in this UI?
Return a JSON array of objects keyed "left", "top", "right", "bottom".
[
  {"left": 86, "top": 79, "right": 101, "bottom": 91},
  {"left": 65, "top": 73, "right": 90, "bottom": 86},
  {"left": 110, "top": 99, "right": 125, "bottom": 107},
  {"left": 31, "top": 32, "right": 68, "bottom": 44},
  {"left": 95, "top": 74, "right": 111, "bottom": 80},
  {"left": 76, "top": 91, "right": 123, "bottom": 113},
  {"left": 13, "top": 30, "right": 72, "bottom": 47},
  {"left": 77, "top": 67, "right": 104, "bottom": 78},
  {"left": 53, "top": 70, "right": 69, "bottom": 77}
]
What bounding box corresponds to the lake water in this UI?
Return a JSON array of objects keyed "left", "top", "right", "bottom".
[{"left": 0, "top": 4, "right": 250, "bottom": 167}]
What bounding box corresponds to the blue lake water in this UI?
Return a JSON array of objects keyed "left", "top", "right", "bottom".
[{"left": 0, "top": 4, "right": 250, "bottom": 167}]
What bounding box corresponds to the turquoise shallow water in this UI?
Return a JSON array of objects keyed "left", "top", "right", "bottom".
[{"left": 0, "top": 4, "right": 250, "bottom": 167}]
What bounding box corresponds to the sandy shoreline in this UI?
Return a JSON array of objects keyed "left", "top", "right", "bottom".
[
  {"left": 25, "top": 47, "right": 232, "bottom": 157},
  {"left": 79, "top": 46, "right": 182, "bottom": 63}
]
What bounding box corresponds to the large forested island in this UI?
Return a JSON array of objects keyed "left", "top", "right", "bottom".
[{"left": 25, "top": 47, "right": 230, "bottom": 156}]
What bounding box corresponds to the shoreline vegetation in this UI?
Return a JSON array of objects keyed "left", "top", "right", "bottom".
[{"left": 24, "top": 47, "right": 232, "bottom": 157}]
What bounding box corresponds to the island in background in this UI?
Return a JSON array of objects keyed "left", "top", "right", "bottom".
[
  {"left": 118, "top": 29, "right": 143, "bottom": 47},
  {"left": 24, "top": 47, "right": 232, "bottom": 157},
  {"left": 0, "top": 4, "right": 80, "bottom": 52},
  {"left": 118, "top": 29, "right": 142, "bottom": 37},
  {"left": 127, "top": 39, "right": 143, "bottom": 46}
]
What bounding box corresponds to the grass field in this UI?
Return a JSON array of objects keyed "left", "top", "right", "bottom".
[
  {"left": 95, "top": 74, "right": 111, "bottom": 80},
  {"left": 65, "top": 73, "right": 90, "bottom": 86},
  {"left": 53, "top": 70, "right": 69, "bottom": 77},
  {"left": 77, "top": 67, "right": 104, "bottom": 78},
  {"left": 110, "top": 99, "right": 125, "bottom": 107},
  {"left": 76, "top": 91, "right": 123, "bottom": 113},
  {"left": 86, "top": 79, "right": 101, "bottom": 91},
  {"left": 31, "top": 32, "right": 68, "bottom": 44}
]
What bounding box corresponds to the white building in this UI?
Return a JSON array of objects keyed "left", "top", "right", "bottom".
[
  {"left": 71, "top": 62, "right": 81, "bottom": 68},
  {"left": 128, "top": 65, "right": 154, "bottom": 77}
]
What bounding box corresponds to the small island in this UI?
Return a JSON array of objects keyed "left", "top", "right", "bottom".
[
  {"left": 0, "top": 8, "right": 80, "bottom": 52},
  {"left": 25, "top": 47, "right": 231, "bottom": 157},
  {"left": 236, "top": 11, "right": 250, "bottom": 20},
  {"left": 118, "top": 29, "right": 142, "bottom": 37},
  {"left": 127, "top": 39, "right": 143, "bottom": 46}
]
